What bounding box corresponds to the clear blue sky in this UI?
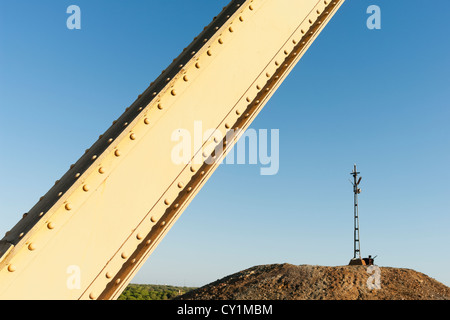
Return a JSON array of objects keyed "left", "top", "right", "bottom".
[{"left": 1, "top": 0, "right": 449, "bottom": 288}]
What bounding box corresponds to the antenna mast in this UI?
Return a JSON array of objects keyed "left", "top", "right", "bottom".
[{"left": 351, "top": 164, "right": 362, "bottom": 259}]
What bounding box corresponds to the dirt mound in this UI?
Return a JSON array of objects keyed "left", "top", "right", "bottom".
[{"left": 177, "top": 264, "right": 450, "bottom": 300}]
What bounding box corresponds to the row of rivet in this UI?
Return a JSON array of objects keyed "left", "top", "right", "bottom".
[{"left": 4, "top": 120, "right": 148, "bottom": 275}]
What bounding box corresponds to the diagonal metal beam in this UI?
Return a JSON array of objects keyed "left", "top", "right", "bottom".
[{"left": 0, "top": 0, "right": 346, "bottom": 300}]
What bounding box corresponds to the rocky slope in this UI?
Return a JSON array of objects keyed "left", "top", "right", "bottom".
[{"left": 178, "top": 263, "right": 450, "bottom": 300}]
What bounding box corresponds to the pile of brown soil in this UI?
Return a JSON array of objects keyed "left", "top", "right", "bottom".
[{"left": 177, "top": 263, "right": 450, "bottom": 300}]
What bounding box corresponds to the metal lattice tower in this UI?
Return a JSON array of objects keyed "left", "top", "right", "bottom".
[{"left": 350, "top": 164, "right": 362, "bottom": 259}]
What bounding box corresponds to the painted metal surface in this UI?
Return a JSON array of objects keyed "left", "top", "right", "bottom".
[{"left": 0, "top": 0, "right": 345, "bottom": 299}]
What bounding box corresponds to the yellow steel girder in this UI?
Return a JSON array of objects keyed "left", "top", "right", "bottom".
[{"left": 0, "top": 0, "right": 345, "bottom": 299}]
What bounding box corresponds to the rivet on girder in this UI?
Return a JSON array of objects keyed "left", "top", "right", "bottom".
[
  {"left": 136, "top": 233, "right": 144, "bottom": 240},
  {"left": 144, "top": 118, "right": 150, "bottom": 125},
  {"left": 47, "top": 222, "right": 55, "bottom": 230},
  {"left": 83, "top": 185, "right": 90, "bottom": 192},
  {"left": 28, "top": 243, "right": 36, "bottom": 251},
  {"left": 99, "top": 167, "right": 106, "bottom": 174},
  {"left": 7, "top": 265, "right": 16, "bottom": 273},
  {"left": 65, "top": 203, "right": 72, "bottom": 211},
  {"left": 106, "top": 272, "right": 113, "bottom": 279},
  {"left": 218, "top": 38, "right": 224, "bottom": 44},
  {"left": 151, "top": 216, "right": 157, "bottom": 223},
  {"left": 183, "top": 75, "right": 189, "bottom": 82},
  {"left": 75, "top": 173, "right": 81, "bottom": 178},
  {"left": 177, "top": 182, "right": 184, "bottom": 189},
  {"left": 130, "top": 133, "right": 136, "bottom": 141},
  {"left": 89, "top": 292, "right": 97, "bottom": 300},
  {"left": 121, "top": 252, "right": 128, "bottom": 259},
  {"left": 164, "top": 199, "right": 171, "bottom": 206},
  {"left": 114, "top": 149, "right": 121, "bottom": 157},
  {"left": 171, "top": 89, "right": 177, "bottom": 96}
]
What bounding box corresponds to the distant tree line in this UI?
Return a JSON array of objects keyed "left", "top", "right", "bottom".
[{"left": 118, "top": 284, "right": 197, "bottom": 300}]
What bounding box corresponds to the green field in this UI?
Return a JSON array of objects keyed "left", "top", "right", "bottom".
[{"left": 118, "top": 284, "right": 197, "bottom": 300}]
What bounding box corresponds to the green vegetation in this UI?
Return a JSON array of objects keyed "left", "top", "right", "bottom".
[{"left": 118, "top": 284, "right": 197, "bottom": 300}]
